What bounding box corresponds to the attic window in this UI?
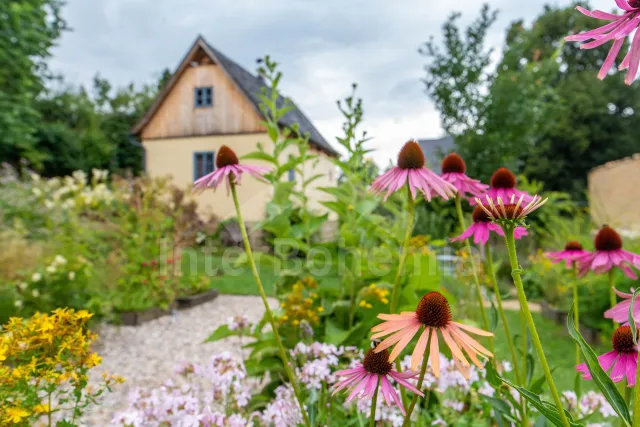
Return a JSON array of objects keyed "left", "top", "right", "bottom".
[{"left": 194, "top": 87, "right": 213, "bottom": 108}]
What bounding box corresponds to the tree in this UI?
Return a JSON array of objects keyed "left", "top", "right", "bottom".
[{"left": 0, "top": 0, "right": 67, "bottom": 167}]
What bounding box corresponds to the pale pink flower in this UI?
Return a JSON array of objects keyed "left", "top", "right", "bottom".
[
  {"left": 370, "top": 140, "right": 456, "bottom": 201},
  {"left": 545, "top": 241, "right": 591, "bottom": 268},
  {"left": 471, "top": 168, "right": 534, "bottom": 205},
  {"left": 193, "top": 145, "right": 269, "bottom": 192},
  {"left": 576, "top": 326, "right": 639, "bottom": 386},
  {"left": 371, "top": 292, "right": 493, "bottom": 379},
  {"left": 450, "top": 205, "right": 528, "bottom": 245},
  {"left": 332, "top": 347, "right": 423, "bottom": 416},
  {"left": 605, "top": 287, "right": 640, "bottom": 324},
  {"left": 576, "top": 225, "right": 640, "bottom": 279},
  {"left": 440, "top": 153, "right": 489, "bottom": 197},
  {"left": 565, "top": 2, "right": 640, "bottom": 85},
  {"left": 475, "top": 194, "right": 547, "bottom": 223}
]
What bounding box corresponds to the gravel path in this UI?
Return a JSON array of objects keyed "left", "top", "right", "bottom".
[{"left": 81, "top": 295, "right": 276, "bottom": 425}]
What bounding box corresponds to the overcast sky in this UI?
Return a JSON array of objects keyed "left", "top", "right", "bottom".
[{"left": 49, "top": 0, "right": 613, "bottom": 166}]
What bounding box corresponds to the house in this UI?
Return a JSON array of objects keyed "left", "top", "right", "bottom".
[
  {"left": 131, "top": 36, "right": 338, "bottom": 231},
  {"left": 418, "top": 136, "right": 455, "bottom": 170}
]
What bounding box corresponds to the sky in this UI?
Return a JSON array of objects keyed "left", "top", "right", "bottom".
[{"left": 49, "top": 0, "right": 613, "bottom": 166}]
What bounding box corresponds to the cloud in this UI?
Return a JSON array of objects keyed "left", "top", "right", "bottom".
[{"left": 49, "top": 0, "right": 613, "bottom": 166}]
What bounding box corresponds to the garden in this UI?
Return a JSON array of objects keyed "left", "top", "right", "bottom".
[{"left": 3, "top": 1, "right": 640, "bottom": 427}]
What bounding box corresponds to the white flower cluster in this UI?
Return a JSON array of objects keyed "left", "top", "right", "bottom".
[
  {"left": 259, "top": 385, "right": 304, "bottom": 427},
  {"left": 562, "top": 390, "right": 616, "bottom": 419},
  {"left": 291, "top": 342, "right": 360, "bottom": 391},
  {"left": 30, "top": 169, "right": 114, "bottom": 211},
  {"left": 226, "top": 314, "right": 251, "bottom": 331}
]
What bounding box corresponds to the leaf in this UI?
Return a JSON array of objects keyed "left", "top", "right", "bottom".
[
  {"left": 325, "top": 319, "right": 350, "bottom": 345},
  {"left": 534, "top": 416, "right": 547, "bottom": 427},
  {"left": 500, "top": 377, "right": 582, "bottom": 427},
  {"left": 484, "top": 359, "right": 502, "bottom": 388},
  {"left": 241, "top": 151, "right": 277, "bottom": 164},
  {"left": 567, "top": 303, "right": 631, "bottom": 426},
  {"left": 628, "top": 288, "right": 640, "bottom": 344},
  {"left": 479, "top": 394, "right": 518, "bottom": 425},
  {"left": 489, "top": 298, "right": 499, "bottom": 333},
  {"left": 204, "top": 325, "right": 235, "bottom": 342}
]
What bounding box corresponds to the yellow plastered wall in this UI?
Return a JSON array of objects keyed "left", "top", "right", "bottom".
[
  {"left": 143, "top": 133, "right": 338, "bottom": 222},
  {"left": 588, "top": 154, "right": 640, "bottom": 234}
]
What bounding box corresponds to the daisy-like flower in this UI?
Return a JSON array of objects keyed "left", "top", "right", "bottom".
[
  {"left": 576, "top": 225, "right": 640, "bottom": 279},
  {"left": 371, "top": 291, "right": 493, "bottom": 379},
  {"left": 474, "top": 194, "right": 547, "bottom": 225},
  {"left": 440, "top": 153, "right": 489, "bottom": 197},
  {"left": 545, "top": 241, "right": 592, "bottom": 268},
  {"left": 470, "top": 167, "right": 534, "bottom": 205},
  {"left": 450, "top": 205, "right": 528, "bottom": 245},
  {"left": 193, "top": 145, "right": 269, "bottom": 192},
  {"left": 332, "top": 346, "right": 423, "bottom": 416},
  {"left": 565, "top": 2, "right": 640, "bottom": 85},
  {"left": 370, "top": 140, "right": 457, "bottom": 201},
  {"left": 605, "top": 287, "right": 640, "bottom": 324},
  {"left": 576, "top": 325, "right": 638, "bottom": 386}
]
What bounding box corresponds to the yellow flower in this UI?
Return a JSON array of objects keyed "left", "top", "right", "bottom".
[
  {"left": 5, "top": 407, "right": 29, "bottom": 424},
  {"left": 34, "top": 403, "right": 50, "bottom": 413},
  {"left": 85, "top": 353, "right": 102, "bottom": 368},
  {"left": 75, "top": 310, "right": 93, "bottom": 320},
  {"left": 317, "top": 307, "right": 324, "bottom": 313}
]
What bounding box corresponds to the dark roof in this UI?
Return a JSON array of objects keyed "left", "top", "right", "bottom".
[
  {"left": 132, "top": 36, "right": 337, "bottom": 157},
  {"left": 418, "top": 136, "right": 455, "bottom": 169}
]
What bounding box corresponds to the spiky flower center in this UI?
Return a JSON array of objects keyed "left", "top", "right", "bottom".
[
  {"left": 630, "top": 0, "right": 640, "bottom": 8},
  {"left": 564, "top": 241, "right": 583, "bottom": 251},
  {"left": 416, "top": 292, "right": 452, "bottom": 328},
  {"left": 612, "top": 326, "right": 636, "bottom": 353},
  {"left": 216, "top": 145, "right": 239, "bottom": 168},
  {"left": 363, "top": 348, "right": 392, "bottom": 375},
  {"left": 595, "top": 225, "right": 622, "bottom": 251},
  {"left": 490, "top": 168, "right": 517, "bottom": 189},
  {"left": 441, "top": 153, "right": 466, "bottom": 174},
  {"left": 397, "top": 140, "right": 425, "bottom": 170},
  {"left": 501, "top": 204, "right": 524, "bottom": 219},
  {"left": 472, "top": 205, "right": 491, "bottom": 223}
]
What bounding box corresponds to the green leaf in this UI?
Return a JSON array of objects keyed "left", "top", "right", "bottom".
[
  {"left": 325, "top": 319, "right": 350, "bottom": 345},
  {"left": 241, "top": 151, "right": 277, "bottom": 164},
  {"left": 479, "top": 394, "right": 518, "bottom": 425},
  {"left": 204, "top": 325, "right": 236, "bottom": 342},
  {"left": 489, "top": 298, "right": 499, "bottom": 333},
  {"left": 534, "top": 416, "right": 547, "bottom": 427},
  {"left": 567, "top": 303, "right": 632, "bottom": 426},
  {"left": 500, "top": 377, "right": 582, "bottom": 427},
  {"left": 628, "top": 288, "right": 640, "bottom": 344},
  {"left": 484, "top": 359, "right": 502, "bottom": 388}
]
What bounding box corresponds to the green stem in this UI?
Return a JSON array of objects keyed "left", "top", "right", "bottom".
[
  {"left": 48, "top": 393, "right": 52, "bottom": 427},
  {"left": 503, "top": 226, "right": 570, "bottom": 427},
  {"left": 230, "top": 183, "right": 311, "bottom": 427},
  {"left": 454, "top": 195, "right": 495, "bottom": 355},
  {"left": 486, "top": 243, "right": 527, "bottom": 426},
  {"left": 390, "top": 186, "right": 416, "bottom": 409},
  {"left": 369, "top": 377, "right": 381, "bottom": 427},
  {"left": 572, "top": 262, "right": 581, "bottom": 366},
  {"left": 520, "top": 309, "right": 528, "bottom": 389},
  {"left": 609, "top": 269, "right": 618, "bottom": 328},
  {"left": 633, "top": 352, "right": 640, "bottom": 427},
  {"left": 402, "top": 333, "right": 432, "bottom": 427}
]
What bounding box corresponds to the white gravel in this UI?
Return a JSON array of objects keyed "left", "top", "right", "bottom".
[{"left": 80, "top": 295, "right": 276, "bottom": 425}]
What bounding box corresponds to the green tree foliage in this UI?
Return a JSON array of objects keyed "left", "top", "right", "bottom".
[
  {"left": 422, "top": 2, "right": 640, "bottom": 196},
  {"left": 0, "top": 0, "right": 67, "bottom": 166}
]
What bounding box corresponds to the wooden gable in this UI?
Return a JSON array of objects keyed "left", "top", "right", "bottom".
[{"left": 138, "top": 45, "right": 266, "bottom": 140}]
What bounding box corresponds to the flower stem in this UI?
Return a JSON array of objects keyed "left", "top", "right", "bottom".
[
  {"left": 402, "top": 333, "right": 432, "bottom": 427},
  {"left": 230, "top": 183, "right": 311, "bottom": 427},
  {"left": 633, "top": 352, "right": 640, "bottom": 427},
  {"left": 454, "top": 195, "right": 495, "bottom": 355},
  {"left": 369, "top": 377, "right": 381, "bottom": 427},
  {"left": 485, "top": 242, "right": 527, "bottom": 426},
  {"left": 390, "top": 186, "right": 415, "bottom": 409},
  {"left": 609, "top": 269, "right": 618, "bottom": 328},
  {"left": 503, "top": 226, "right": 570, "bottom": 427},
  {"left": 572, "top": 262, "right": 581, "bottom": 366}
]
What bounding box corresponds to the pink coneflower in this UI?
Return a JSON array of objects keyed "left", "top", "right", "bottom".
[
  {"left": 605, "top": 287, "right": 640, "bottom": 324},
  {"left": 440, "top": 153, "right": 489, "bottom": 197},
  {"left": 576, "top": 226, "right": 640, "bottom": 279},
  {"left": 193, "top": 145, "right": 269, "bottom": 191},
  {"left": 450, "top": 205, "right": 528, "bottom": 245},
  {"left": 371, "top": 292, "right": 493, "bottom": 379},
  {"left": 576, "top": 325, "right": 638, "bottom": 386},
  {"left": 370, "top": 140, "right": 457, "bottom": 201},
  {"left": 545, "top": 241, "right": 591, "bottom": 268},
  {"left": 565, "top": 2, "right": 640, "bottom": 85},
  {"left": 471, "top": 168, "right": 535, "bottom": 206},
  {"left": 332, "top": 347, "right": 423, "bottom": 416},
  {"left": 475, "top": 194, "right": 547, "bottom": 223}
]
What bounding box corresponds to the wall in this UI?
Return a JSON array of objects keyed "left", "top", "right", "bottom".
[
  {"left": 141, "top": 63, "right": 266, "bottom": 140},
  {"left": 588, "top": 154, "right": 640, "bottom": 234}
]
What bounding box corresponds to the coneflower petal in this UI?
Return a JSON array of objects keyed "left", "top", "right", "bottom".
[
  {"left": 389, "top": 324, "right": 422, "bottom": 362},
  {"left": 411, "top": 327, "right": 430, "bottom": 371},
  {"left": 430, "top": 330, "right": 440, "bottom": 377},
  {"left": 374, "top": 331, "right": 408, "bottom": 353},
  {"left": 441, "top": 327, "right": 470, "bottom": 367},
  {"left": 450, "top": 321, "right": 493, "bottom": 337}
]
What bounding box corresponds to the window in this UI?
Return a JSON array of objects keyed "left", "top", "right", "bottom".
[
  {"left": 288, "top": 169, "right": 295, "bottom": 182},
  {"left": 194, "top": 152, "right": 215, "bottom": 180},
  {"left": 194, "top": 87, "right": 213, "bottom": 108}
]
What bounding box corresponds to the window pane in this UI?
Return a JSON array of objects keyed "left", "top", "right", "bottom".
[
  {"left": 206, "top": 152, "right": 214, "bottom": 174},
  {"left": 195, "top": 153, "right": 204, "bottom": 178}
]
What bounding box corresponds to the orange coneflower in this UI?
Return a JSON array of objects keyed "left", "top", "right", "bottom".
[{"left": 371, "top": 291, "right": 493, "bottom": 379}]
